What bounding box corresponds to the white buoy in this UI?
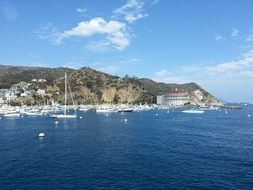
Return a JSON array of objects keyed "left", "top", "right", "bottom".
[
  {"left": 124, "top": 118, "right": 128, "bottom": 122},
  {"left": 79, "top": 116, "right": 83, "bottom": 119},
  {"left": 155, "top": 113, "right": 158, "bottom": 116},
  {"left": 38, "top": 133, "right": 45, "bottom": 137},
  {"left": 106, "top": 114, "right": 109, "bottom": 117},
  {"left": 248, "top": 114, "right": 251, "bottom": 118},
  {"left": 167, "top": 110, "right": 170, "bottom": 114},
  {"left": 55, "top": 121, "right": 59, "bottom": 124},
  {"left": 21, "top": 115, "right": 24, "bottom": 118},
  {"left": 0, "top": 117, "right": 1, "bottom": 119}
]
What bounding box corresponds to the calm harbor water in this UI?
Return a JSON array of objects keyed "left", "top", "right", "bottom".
[{"left": 1, "top": 105, "right": 253, "bottom": 190}]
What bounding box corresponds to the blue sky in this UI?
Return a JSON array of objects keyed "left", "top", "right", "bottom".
[{"left": 1, "top": 0, "right": 253, "bottom": 102}]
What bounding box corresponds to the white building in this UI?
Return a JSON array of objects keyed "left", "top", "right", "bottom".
[
  {"left": 0, "top": 97, "right": 4, "bottom": 104},
  {"left": 38, "top": 79, "right": 47, "bottom": 83},
  {"left": 37, "top": 89, "right": 46, "bottom": 96},
  {"left": 157, "top": 92, "right": 190, "bottom": 106},
  {"left": 5, "top": 92, "right": 16, "bottom": 101}
]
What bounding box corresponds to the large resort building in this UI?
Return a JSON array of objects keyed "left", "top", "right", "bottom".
[{"left": 157, "top": 92, "right": 190, "bottom": 106}]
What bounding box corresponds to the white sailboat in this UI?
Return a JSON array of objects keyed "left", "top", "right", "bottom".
[{"left": 51, "top": 73, "right": 77, "bottom": 119}]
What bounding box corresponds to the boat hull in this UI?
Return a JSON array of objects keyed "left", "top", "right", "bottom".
[
  {"left": 51, "top": 114, "right": 77, "bottom": 119},
  {"left": 182, "top": 110, "right": 204, "bottom": 114},
  {"left": 4, "top": 113, "right": 21, "bottom": 117},
  {"left": 117, "top": 109, "right": 133, "bottom": 112}
]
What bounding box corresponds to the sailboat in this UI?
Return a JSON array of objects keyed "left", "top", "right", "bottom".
[{"left": 51, "top": 73, "right": 77, "bottom": 119}]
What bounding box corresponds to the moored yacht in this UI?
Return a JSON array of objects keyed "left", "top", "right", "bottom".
[
  {"left": 117, "top": 107, "right": 133, "bottom": 112},
  {"left": 50, "top": 72, "right": 77, "bottom": 119},
  {"left": 96, "top": 105, "right": 117, "bottom": 113},
  {"left": 4, "top": 112, "right": 21, "bottom": 118}
]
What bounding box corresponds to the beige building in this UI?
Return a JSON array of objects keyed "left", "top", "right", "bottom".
[{"left": 157, "top": 92, "right": 190, "bottom": 106}]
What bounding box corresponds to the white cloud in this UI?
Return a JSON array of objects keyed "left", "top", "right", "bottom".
[
  {"left": 76, "top": 8, "right": 86, "bottom": 13},
  {"left": 176, "top": 50, "right": 253, "bottom": 78},
  {"left": 36, "top": 18, "right": 130, "bottom": 51},
  {"left": 60, "top": 17, "right": 130, "bottom": 51},
  {"left": 113, "top": 0, "right": 148, "bottom": 23},
  {"left": 231, "top": 28, "right": 239, "bottom": 37},
  {"left": 125, "top": 13, "right": 148, "bottom": 23},
  {"left": 35, "top": 0, "right": 152, "bottom": 51},
  {"left": 62, "top": 18, "right": 125, "bottom": 37},
  {"left": 152, "top": 49, "right": 253, "bottom": 102},
  {"left": 215, "top": 34, "right": 226, "bottom": 42},
  {"left": 206, "top": 50, "right": 253, "bottom": 74},
  {"left": 0, "top": 2, "right": 17, "bottom": 21}
]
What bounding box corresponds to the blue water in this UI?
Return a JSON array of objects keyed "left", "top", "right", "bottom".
[{"left": 1, "top": 106, "right": 253, "bottom": 190}]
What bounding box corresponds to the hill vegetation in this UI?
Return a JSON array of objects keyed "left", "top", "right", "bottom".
[{"left": 0, "top": 65, "right": 220, "bottom": 105}]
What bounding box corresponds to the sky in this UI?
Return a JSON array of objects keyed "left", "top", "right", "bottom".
[{"left": 0, "top": 0, "right": 253, "bottom": 102}]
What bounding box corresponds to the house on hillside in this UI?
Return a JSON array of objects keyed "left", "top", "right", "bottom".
[
  {"left": 38, "top": 79, "right": 47, "bottom": 83},
  {"left": 37, "top": 89, "right": 46, "bottom": 96}
]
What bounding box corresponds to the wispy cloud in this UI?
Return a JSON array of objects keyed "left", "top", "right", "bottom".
[
  {"left": 35, "top": 0, "right": 152, "bottom": 51},
  {"left": 153, "top": 49, "right": 253, "bottom": 100},
  {"left": 206, "top": 50, "right": 253, "bottom": 74},
  {"left": 0, "top": 1, "right": 17, "bottom": 21},
  {"left": 214, "top": 34, "right": 226, "bottom": 42},
  {"left": 92, "top": 57, "right": 140, "bottom": 74},
  {"left": 76, "top": 8, "right": 87, "bottom": 14},
  {"left": 113, "top": 0, "right": 148, "bottom": 23},
  {"left": 153, "top": 69, "right": 188, "bottom": 84},
  {"left": 214, "top": 28, "right": 240, "bottom": 42},
  {"left": 181, "top": 49, "right": 253, "bottom": 78},
  {"left": 231, "top": 28, "right": 239, "bottom": 37},
  {"left": 34, "top": 23, "right": 63, "bottom": 44}
]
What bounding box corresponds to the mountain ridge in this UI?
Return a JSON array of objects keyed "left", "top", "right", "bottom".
[{"left": 0, "top": 64, "right": 220, "bottom": 105}]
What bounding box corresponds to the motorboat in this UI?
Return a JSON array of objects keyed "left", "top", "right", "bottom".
[
  {"left": 96, "top": 106, "right": 117, "bottom": 113},
  {"left": 182, "top": 109, "right": 204, "bottom": 114},
  {"left": 117, "top": 108, "right": 133, "bottom": 112}
]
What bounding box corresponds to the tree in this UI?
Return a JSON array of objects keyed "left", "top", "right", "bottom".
[{"left": 113, "top": 93, "right": 120, "bottom": 104}]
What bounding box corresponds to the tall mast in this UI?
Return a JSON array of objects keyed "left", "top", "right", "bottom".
[{"left": 64, "top": 72, "right": 67, "bottom": 115}]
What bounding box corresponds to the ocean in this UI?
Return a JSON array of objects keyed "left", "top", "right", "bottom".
[{"left": 1, "top": 105, "right": 253, "bottom": 189}]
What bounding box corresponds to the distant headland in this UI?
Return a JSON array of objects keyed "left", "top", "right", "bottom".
[{"left": 0, "top": 64, "right": 222, "bottom": 106}]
